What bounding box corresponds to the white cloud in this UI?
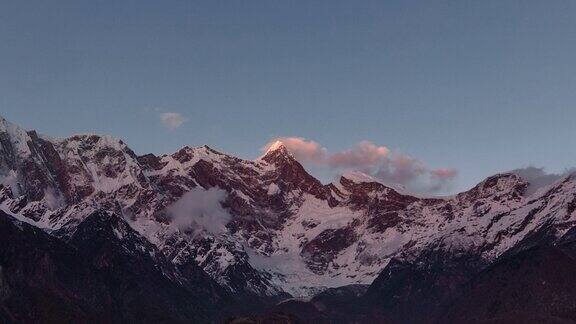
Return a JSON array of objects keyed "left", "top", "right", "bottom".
[
  {"left": 167, "top": 187, "right": 231, "bottom": 236},
  {"left": 160, "top": 112, "right": 187, "bottom": 130},
  {"left": 510, "top": 166, "right": 574, "bottom": 196}
]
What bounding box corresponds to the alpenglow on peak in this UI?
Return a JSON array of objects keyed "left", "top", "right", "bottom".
[{"left": 265, "top": 140, "right": 287, "bottom": 153}]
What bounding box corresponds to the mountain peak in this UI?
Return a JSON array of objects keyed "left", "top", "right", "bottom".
[
  {"left": 259, "top": 140, "right": 292, "bottom": 162},
  {"left": 0, "top": 115, "right": 20, "bottom": 131},
  {"left": 265, "top": 140, "right": 288, "bottom": 154},
  {"left": 0, "top": 115, "right": 34, "bottom": 157}
]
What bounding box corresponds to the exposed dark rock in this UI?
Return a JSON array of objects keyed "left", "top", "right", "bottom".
[{"left": 0, "top": 210, "right": 234, "bottom": 323}]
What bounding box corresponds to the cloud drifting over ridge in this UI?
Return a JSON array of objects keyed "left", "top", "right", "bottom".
[
  {"left": 167, "top": 187, "right": 231, "bottom": 235},
  {"left": 510, "top": 166, "right": 575, "bottom": 196},
  {"left": 264, "top": 137, "right": 457, "bottom": 193}
]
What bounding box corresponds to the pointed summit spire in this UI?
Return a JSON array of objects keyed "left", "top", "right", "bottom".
[
  {"left": 259, "top": 140, "right": 296, "bottom": 164},
  {"left": 264, "top": 140, "right": 288, "bottom": 155}
]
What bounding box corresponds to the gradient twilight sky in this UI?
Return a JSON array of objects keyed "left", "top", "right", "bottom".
[{"left": 1, "top": 0, "right": 576, "bottom": 193}]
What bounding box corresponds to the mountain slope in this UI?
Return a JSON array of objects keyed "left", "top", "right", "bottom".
[
  {"left": 1, "top": 115, "right": 576, "bottom": 303},
  {"left": 0, "top": 209, "right": 234, "bottom": 323},
  {"left": 437, "top": 226, "right": 576, "bottom": 323}
]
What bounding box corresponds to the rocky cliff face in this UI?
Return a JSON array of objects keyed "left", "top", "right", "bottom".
[
  {"left": 1, "top": 115, "right": 576, "bottom": 310},
  {"left": 0, "top": 210, "right": 234, "bottom": 323}
]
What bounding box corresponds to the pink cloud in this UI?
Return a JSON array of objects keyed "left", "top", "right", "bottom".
[
  {"left": 328, "top": 141, "right": 390, "bottom": 169},
  {"left": 263, "top": 137, "right": 457, "bottom": 193},
  {"left": 376, "top": 154, "right": 426, "bottom": 184},
  {"left": 431, "top": 168, "right": 458, "bottom": 180}
]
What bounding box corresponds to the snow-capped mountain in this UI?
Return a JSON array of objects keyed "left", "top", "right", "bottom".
[{"left": 1, "top": 114, "right": 576, "bottom": 314}]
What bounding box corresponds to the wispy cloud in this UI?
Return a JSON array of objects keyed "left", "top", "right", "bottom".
[
  {"left": 328, "top": 141, "right": 390, "bottom": 169},
  {"left": 160, "top": 112, "right": 187, "bottom": 130},
  {"left": 510, "top": 166, "right": 574, "bottom": 195},
  {"left": 430, "top": 168, "right": 458, "bottom": 180},
  {"left": 263, "top": 137, "right": 457, "bottom": 193}
]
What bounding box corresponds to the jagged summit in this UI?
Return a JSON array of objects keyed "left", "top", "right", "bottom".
[
  {"left": 265, "top": 140, "right": 288, "bottom": 153},
  {"left": 2, "top": 114, "right": 576, "bottom": 308},
  {"left": 262, "top": 140, "right": 291, "bottom": 156},
  {"left": 259, "top": 140, "right": 295, "bottom": 164},
  {"left": 0, "top": 114, "right": 11, "bottom": 127}
]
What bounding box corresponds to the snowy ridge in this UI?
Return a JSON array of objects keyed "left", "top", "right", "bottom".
[
  {"left": 0, "top": 116, "right": 33, "bottom": 157},
  {"left": 0, "top": 115, "right": 575, "bottom": 299}
]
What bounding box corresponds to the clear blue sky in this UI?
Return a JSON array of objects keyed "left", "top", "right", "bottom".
[{"left": 1, "top": 0, "right": 576, "bottom": 192}]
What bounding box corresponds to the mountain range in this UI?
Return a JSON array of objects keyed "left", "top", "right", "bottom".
[{"left": 1, "top": 115, "right": 576, "bottom": 323}]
